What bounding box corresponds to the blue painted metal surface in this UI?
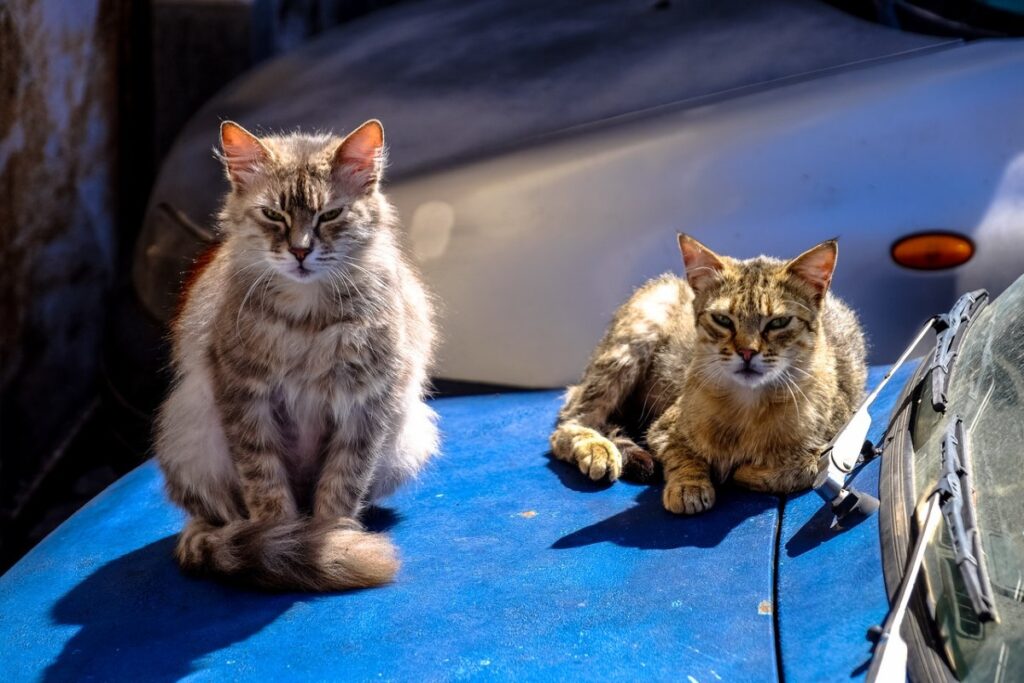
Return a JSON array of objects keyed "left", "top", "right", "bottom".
[
  {"left": 0, "top": 391, "right": 781, "bottom": 682},
  {"left": 776, "top": 362, "right": 918, "bottom": 682}
]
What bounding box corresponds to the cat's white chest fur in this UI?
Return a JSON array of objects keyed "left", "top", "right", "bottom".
[
  {"left": 271, "top": 321, "right": 367, "bottom": 462},
  {"left": 281, "top": 381, "right": 326, "bottom": 475}
]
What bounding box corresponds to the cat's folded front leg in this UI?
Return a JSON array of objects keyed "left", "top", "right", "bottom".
[
  {"left": 222, "top": 417, "right": 298, "bottom": 522},
  {"left": 314, "top": 427, "right": 384, "bottom": 521},
  {"left": 732, "top": 453, "right": 818, "bottom": 494},
  {"left": 213, "top": 363, "right": 299, "bottom": 522},
  {"left": 660, "top": 449, "right": 716, "bottom": 515},
  {"left": 550, "top": 421, "right": 624, "bottom": 482}
]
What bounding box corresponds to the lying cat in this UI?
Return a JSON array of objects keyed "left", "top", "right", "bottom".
[
  {"left": 155, "top": 120, "right": 437, "bottom": 590},
  {"left": 551, "top": 234, "right": 866, "bottom": 514}
]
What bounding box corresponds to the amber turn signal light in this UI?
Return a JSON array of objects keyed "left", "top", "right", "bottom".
[{"left": 891, "top": 232, "right": 974, "bottom": 271}]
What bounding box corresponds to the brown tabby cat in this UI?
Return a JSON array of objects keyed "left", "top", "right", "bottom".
[
  {"left": 551, "top": 234, "right": 866, "bottom": 514},
  {"left": 155, "top": 120, "right": 437, "bottom": 590}
]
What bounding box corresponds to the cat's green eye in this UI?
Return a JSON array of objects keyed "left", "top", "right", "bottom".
[
  {"left": 766, "top": 316, "right": 792, "bottom": 331},
  {"left": 711, "top": 313, "right": 734, "bottom": 329},
  {"left": 261, "top": 207, "right": 285, "bottom": 222},
  {"left": 318, "top": 207, "right": 345, "bottom": 224}
]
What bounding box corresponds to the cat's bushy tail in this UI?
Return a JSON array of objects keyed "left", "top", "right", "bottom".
[{"left": 175, "top": 517, "right": 399, "bottom": 591}]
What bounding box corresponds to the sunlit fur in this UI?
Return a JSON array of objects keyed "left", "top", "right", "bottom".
[
  {"left": 155, "top": 121, "right": 438, "bottom": 590},
  {"left": 218, "top": 129, "right": 385, "bottom": 286},
  {"left": 551, "top": 235, "right": 866, "bottom": 514},
  {"left": 688, "top": 255, "right": 837, "bottom": 393}
]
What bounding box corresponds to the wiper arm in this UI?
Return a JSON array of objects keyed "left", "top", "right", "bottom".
[
  {"left": 866, "top": 415, "right": 997, "bottom": 682},
  {"left": 865, "top": 492, "right": 943, "bottom": 683},
  {"left": 813, "top": 289, "right": 988, "bottom": 529},
  {"left": 813, "top": 316, "right": 939, "bottom": 528},
  {"left": 938, "top": 415, "right": 997, "bottom": 622},
  {"left": 930, "top": 290, "right": 988, "bottom": 412}
]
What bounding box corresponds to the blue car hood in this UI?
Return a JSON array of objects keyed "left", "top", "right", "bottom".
[{"left": 0, "top": 365, "right": 915, "bottom": 681}]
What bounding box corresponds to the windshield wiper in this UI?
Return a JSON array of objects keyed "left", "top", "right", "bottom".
[
  {"left": 938, "top": 415, "right": 997, "bottom": 621},
  {"left": 865, "top": 487, "right": 943, "bottom": 683},
  {"left": 866, "top": 414, "right": 997, "bottom": 683},
  {"left": 813, "top": 289, "right": 989, "bottom": 529},
  {"left": 813, "top": 317, "right": 936, "bottom": 528},
  {"left": 930, "top": 290, "right": 988, "bottom": 412}
]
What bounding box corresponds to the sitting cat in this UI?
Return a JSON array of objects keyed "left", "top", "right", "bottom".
[
  {"left": 155, "top": 119, "right": 437, "bottom": 590},
  {"left": 551, "top": 234, "right": 866, "bottom": 514}
]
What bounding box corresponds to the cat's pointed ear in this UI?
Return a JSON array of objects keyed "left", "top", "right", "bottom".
[
  {"left": 785, "top": 239, "right": 838, "bottom": 302},
  {"left": 219, "top": 121, "right": 269, "bottom": 190},
  {"left": 678, "top": 233, "right": 725, "bottom": 294},
  {"left": 332, "top": 119, "right": 385, "bottom": 193}
]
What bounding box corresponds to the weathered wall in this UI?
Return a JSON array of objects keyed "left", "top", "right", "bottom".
[{"left": 0, "top": 1, "right": 120, "bottom": 544}]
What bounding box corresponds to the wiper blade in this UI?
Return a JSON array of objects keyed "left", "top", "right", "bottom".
[
  {"left": 938, "top": 415, "right": 997, "bottom": 622},
  {"left": 866, "top": 415, "right": 998, "bottom": 682},
  {"left": 930, "top": 290, "right": 988, "bottom": 412}
]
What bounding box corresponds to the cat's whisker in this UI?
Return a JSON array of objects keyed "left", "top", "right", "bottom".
[
  {"left": 780, "top": 374, "right": 810, "bottom": 405},
  {"left": 638, "top": 381, "right": 661, "bottom": 424},
  {"left": 325, "top": 271, "right": 341, "bottom": 307},
  {"left": 783, "top": 365, "right": 815, "bottom": 385},
  {"left": 780, "top": 376, "right": 800, "bottom": 408},
  {"left": 226, "top": 260, "right": 271, "bottom": 285},
  {"left": 784, "top": 299, "right": 815, "bottom": 317},
  {"left": 235, "top": 265, "right": 274, "bottom": 338},
  {"left": 258, "top": 265, "right": 277, "bottom": 311},
  {"left": 336, "top": 271, "right": 353, "bottom": 302}
]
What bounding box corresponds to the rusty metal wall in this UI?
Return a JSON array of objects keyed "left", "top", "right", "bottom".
[{"left": 0, "top": 0, "right": 123, "bottom": 551}]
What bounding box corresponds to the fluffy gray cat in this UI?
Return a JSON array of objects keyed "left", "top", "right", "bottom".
[{"left": 155, "top": 120, "right": 437, "bottom": 591}]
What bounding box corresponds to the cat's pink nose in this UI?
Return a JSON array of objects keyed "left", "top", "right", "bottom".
[
  {"left": 738, "top": 348, "right": 756, "bottom": 363},
  {"left": 289, "top": 247, "right": 310, "bottom": 262}
]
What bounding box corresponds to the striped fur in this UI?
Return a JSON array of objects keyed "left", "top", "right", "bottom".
[
  {"left": 156, "top": 121, "right": 438, "bottom": 590},
  {"left": 551, "top": 235, "right": 866, "bottom": 514}
]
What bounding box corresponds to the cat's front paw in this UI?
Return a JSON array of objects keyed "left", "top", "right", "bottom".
[
  {"left": 573, "top": 435, "right": 623, "bottom": 482},
  {"left": 662, "top": 478, "right": 716, "bottom": 515}
]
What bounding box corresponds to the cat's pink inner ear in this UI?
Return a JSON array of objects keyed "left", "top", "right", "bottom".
[
  {"left": 220, "top": 122, "right": 268, "bottom": 189},
  {"left": 332, "top": 120, "right": 385, "bottom": 191},
  {"left": 786, "top": 240, "right": 838, "bottom": 297},
  {"left": 678, "top": 234, "right": 725, "bottom": 293}
]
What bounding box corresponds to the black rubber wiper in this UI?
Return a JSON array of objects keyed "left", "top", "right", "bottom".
[
  {"left": 930, "top": 290, "right": 988, "bottom": 412},
  {"left": 938, "top": 415, "right": 997, "bottom": 622},
  {"left": 866, "top": 414, "right": 997, "bottom": 682}
]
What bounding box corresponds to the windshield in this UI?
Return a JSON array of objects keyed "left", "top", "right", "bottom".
[{"left": 910, "top": 273, "right": 1024, "bottom": 681}]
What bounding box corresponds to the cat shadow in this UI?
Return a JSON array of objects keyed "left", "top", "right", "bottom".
[
  {"left": 43, "top": 507, "right": 400, "bottom": 682},
  {"left": 544, "top": 456, "right": 615, "bottom": 493},
  {"left": 363, "top": 505, "right": 402, "bottom": 532},
  {"left": 551, "top": 486, "right": 777, "bottom": 551},
  {"left": 42, "top": 536, "right": 305, "bottom": 682}
]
